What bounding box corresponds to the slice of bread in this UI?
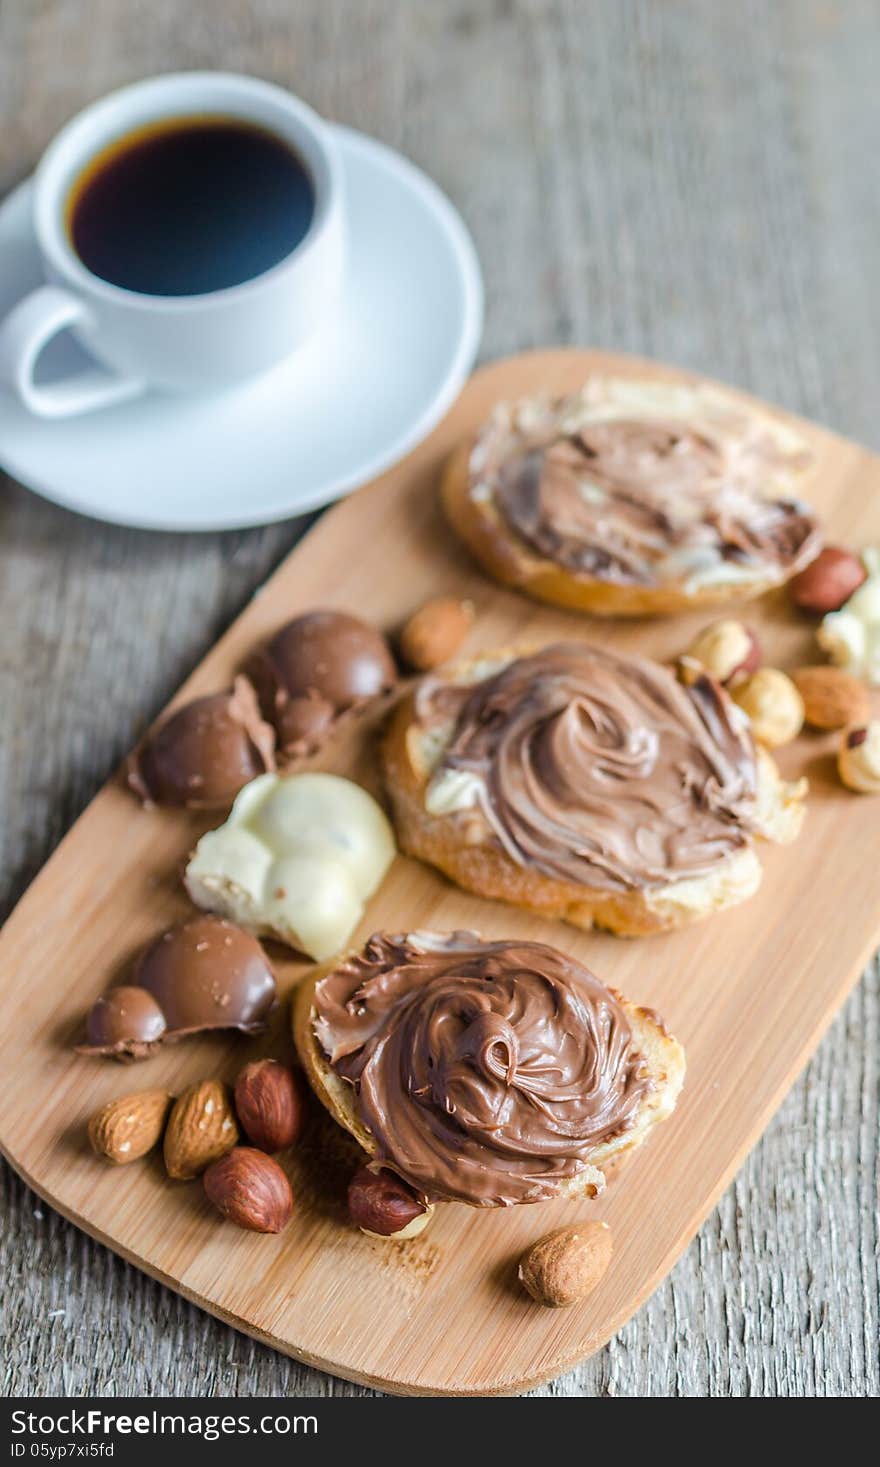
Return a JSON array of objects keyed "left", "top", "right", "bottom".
[
  {"left": 442, "top": 379, "right": 820, "bottom": 617},
  {"left": 382, "top": 648, "right": 807, "bottom": 938},
  {"left": 293, "top": 942, "right": 686, "bottom": 1207}
]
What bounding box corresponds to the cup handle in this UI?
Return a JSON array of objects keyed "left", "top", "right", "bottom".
[{"left": 0, "top": 284, "right": 145, "bottom": 418}]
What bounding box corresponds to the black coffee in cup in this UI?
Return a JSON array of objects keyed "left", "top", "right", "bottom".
[{"left": 66, "top": 116, "right": 315, "bottom": 296}]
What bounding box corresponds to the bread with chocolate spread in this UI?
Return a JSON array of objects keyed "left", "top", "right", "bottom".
[
  {"left": 293, "top": 931, "right": 685, "bottom": 1207},
  {"left": 443, "top": 377, "right": 821, "bottom": 616},
  {"left": 382, "top": 642, "right": 807, "bottom": 936}
]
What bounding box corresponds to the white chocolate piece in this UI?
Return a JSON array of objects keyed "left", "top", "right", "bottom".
[
  {"left": 185, "top": 772, "right": 395, "bottom": 961},
  {"left": 818, "top": 548, "right": 880, "bottom": 686},
  {"left": 425, "top": 767, "right": 484, "bottom": 816}
]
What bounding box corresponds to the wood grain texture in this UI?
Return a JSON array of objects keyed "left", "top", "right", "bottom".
[{"left": 0, "top": 0, "right": 877, "bottom": 1399}]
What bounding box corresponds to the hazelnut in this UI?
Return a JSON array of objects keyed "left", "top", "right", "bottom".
[
  {"left": 817, "top": 548, "right": 880, "bottom": 686},
  {"left": 789, "top": 547, "right": 866, "bottom": 614},
  {"left": 731, "top": 668, "right": 804, "bottom": 747},
  {"left": 88, "top": 1088, "right": 172, "bottom": 1165},
  {"left": 163, "top": 1080, "right": 239, "bottom": 1180},
  {"left": 685, "top": 620, "right": 761, "bottom": 686},
  {"left": 790, "top": 666, "right": 870, "bottom": 731},
  {"left": 234, "top": 1059, "right": 305, "bottom": 1153},
  {"left": 203, "top": 1146, "right": 293, "bottom": 1232},
  {"left": 347, "top": 1165, "right": 434, "bottom": 1239},
  {"left": 837, "top": 720, "right": 880, "bottom": 792},
  {"left": 399, "top": 597, "right": 474, "bottom": 672},
  {"left": 518, "top": 1222, "right": 613, "bottom": 1308}
]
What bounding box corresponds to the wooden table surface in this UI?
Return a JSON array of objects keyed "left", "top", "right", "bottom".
[{"left": 0, "top": 0, "right": 877, "bottom": 1400}]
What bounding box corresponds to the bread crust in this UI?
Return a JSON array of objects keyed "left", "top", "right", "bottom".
[
  {"left": 442, "top": 438, "right": 806, "bottom": 617},
  {"left": 381, "top": 649, "right": 806, "bottom": 937},
  {"left": 292, "top": 953, "right": 686, "bottom": 1207}
]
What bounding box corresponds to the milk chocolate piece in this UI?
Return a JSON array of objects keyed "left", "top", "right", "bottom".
[
  {"left": 78, "top": 917, "right": 276, "bottom": 1061},
  {"left": 134, "top": 916, "right": 276, "bottom": 1033},
  {"left": 127, "top": 676, "right": 275, "bottom": 809},
  {"left": 84, "top": 986, "right": 167, "bottom": 1059},
  {"left": 277, "top": 693, "right": 335, "bottom": 752},
  {"left": 250, "top": 610, "right": 397, "bottom": 758}
]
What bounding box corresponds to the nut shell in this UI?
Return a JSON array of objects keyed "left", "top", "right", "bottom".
[
  {"left": 789, "top": 546, "right": 866, "bottom": 614},
  {"left": 203, "top": 1146, "right": 293, "bottom": 1232},
  {"left": 234, "top": 1059, "right": 305, "bottom": 1153},
  {"left": 163, "top": 1080, "right": 239, "bottom": 1180},
  {"left": 399, "top": 598, "right": 474, "bottom": 672},
  {"left": 88, "top": 1088, "right": 172, "bottom": 1165},
  {"left": 347, "top": 1165, "right": 431, "bottom": 1238},
  {"left": 731, "top": 667, "right": 804, "bottom": 747},
  {"left": 791, "top": 666, "right": 870, "bottom": 730},
  {"left": 518, "top": 1221, "right": 613, "bottom": 1307}
]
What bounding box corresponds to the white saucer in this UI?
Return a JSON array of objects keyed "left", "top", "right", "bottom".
[{"left": 0, "top": 126, "right": 483, "bottom": 531}]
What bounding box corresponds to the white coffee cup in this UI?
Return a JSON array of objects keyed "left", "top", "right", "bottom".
[{"left": 0, "top": 72, "right": 345, "bottom": 417}]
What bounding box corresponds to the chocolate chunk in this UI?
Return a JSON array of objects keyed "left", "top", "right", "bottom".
[
  {"left": 276, "top": 692, "right": 335, "bottom": 754},
  {"left": 134, "top": 916, "right": 276, "bottom": 1034},
  {"left": 127, "top": 676, "right": 275, "bottom": 809},
  {"left": 78, "top": 917, "right": 276, "bottom": 1061},
  {"left": 249, "top": 610, "right": 396, "bottom": 758},
  {"left": 83, "top": 986, "right": 167, "bottom": 1060}
]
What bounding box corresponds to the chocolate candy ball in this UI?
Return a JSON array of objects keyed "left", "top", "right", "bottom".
[
  {"left": 127, "top": 677, "right": 275, "bottom": 809},
  {"left": 251, "top": 610, "right": 397, "bottom": 757},
  {"left": 84, "top": 986, "right": 167, "bottom": 1056}
]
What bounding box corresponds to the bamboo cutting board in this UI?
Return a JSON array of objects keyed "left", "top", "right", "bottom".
[{"left": 1, "top": 349, "right": 878, "bottom": 1396}]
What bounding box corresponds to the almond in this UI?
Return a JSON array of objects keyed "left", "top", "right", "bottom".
[
  {"left": 163, "top": 1080, "right": 239, "bottom": 1180},
  {"left": 88, "top": 1088, "right": 172, "bottom": 1165},
  {"left": 203, "top": 1146, "right": 293, "bottom": 1232},
  {"left": 791, "top": 666, "right": 870, "bottom": 730},
  {"left": 518, "top": 1221, "right": 613, "bottom": 1307},
  {"left": 399, "top": 597, "right": 473, "bottom": 671}
]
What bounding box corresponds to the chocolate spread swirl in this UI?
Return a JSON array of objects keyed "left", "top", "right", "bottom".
[
  {"left": 481, "top": 407, "right": 820, "bottom": 586},
  {"left": 420, "top": 643, "right": 757, "bottom": 893},
  {"left": 313, "top": 931, "right": 650, "bottom": 1206}
]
